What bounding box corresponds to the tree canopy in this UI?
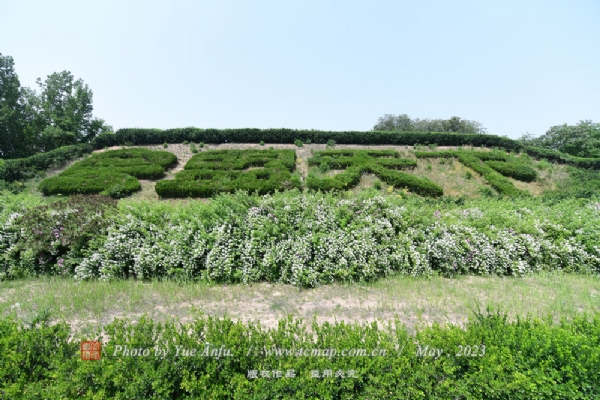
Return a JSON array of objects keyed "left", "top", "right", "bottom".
[
  {"left": 374, "top": 114, "right": 487, "bottom": 134},
  {"left": 0, "top": 53, "right": 111, "bottom": 158},
  {"left": 520, "top": 121, "right": 600, "bottom": 158}
]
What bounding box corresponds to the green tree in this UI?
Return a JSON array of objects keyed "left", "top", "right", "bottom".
[
  {"left": 520, "top": 121, "right": 600, "bottom": 158},
  {"left": 0, "top": 54, "right": 27, "bottom": 158},
  {"left": 35, "top": 71, "right": 111, "bottom": 143},
  {"left": 374, "top": 114, "right": 487, "bottom": 134}
]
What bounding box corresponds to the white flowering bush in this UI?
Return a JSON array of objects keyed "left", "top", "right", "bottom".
[{"left": 3, "top": 191, "right": 600, "bottom": 286}]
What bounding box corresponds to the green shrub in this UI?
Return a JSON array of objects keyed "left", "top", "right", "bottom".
[
  {"left": 38, "top": 149, "right": 176, "bottom": 197},
  {"left": 0, "top": 195, "right": 117, "bottom": 278},
  {"left": 163, "top": 141, "right": 168, "bottom": 148},
  {"left": 307, "top": 150, "right": 442, "bottom": 197},
  {"left": 479, "top": 186, "right": 495, "bottom": 197},
  {"left": 327, "top": 139, "right": 336, "bottom": 148},
  {"left": 537, "top": 158, "right": 551, "bottom": 170},
  {"left": 373, "top": 180, "right": 382, "bottom": 190},
  {"left": 305, "top": 138, "right": 312, "bottom": 144},
  {"left": 294, "top": 139, "right": 303, "bottom": 147},
  {"left": 259, "top": 141, "right": 265, "bottom": 146},
  {"left": 183, "top": 140, "right": 188, "bottom": 145},
  {"left": 107, "top": 127, "right": 524, "bottom": 151},
  {"left": 190, "top": 143, "right": 198, "bottom": 153},
  {"left": 0, "top": 144, "right": 94, "bottom": 182},
  {"left": 1, "top": 311, "right": 599, "bottom": 398},
  {"left": 465, "top": 170, "right": 472, "bottom": 180},
  {"left": 156, "top": 149, "right": 300, "bottom": 198},
  {"left": 318, "top": 161, "right": 330, "bottom": 173},
  {"left": 485, "top": 160, "right": 537, "bottom": 182},
  {"left": 199, "top": 142, "right": 204, "bottom": 148}
]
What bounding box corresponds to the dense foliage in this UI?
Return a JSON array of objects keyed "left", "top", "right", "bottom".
[
  {"left": 98, "top": 127, "right": 522, "bottom": 150},
  {"left": 0, "top": 310, "right": 599, "bottom": 398},
  {"left": 2, "top": 191, "right": 599, "bottom": 285},
  {"left": 524, "top": 146, "right": 600, "bottom": 169},
  {"left": 0, "top": 195, "right": 117, "bottom": 280},
  {"left": 0, "top": 143, "right": 93, "bottom": 182},
  {"left": 374, "top": 113, "right": 488, "bottom": 134},
  {"left": 485, "top": 160, "right": 537, "bottom": 182},
  {"left": 521, "top": 120, "right": 600, "bottom": 158},
  {"left": 0, "top": 53, "right": 111, "bottom": 159},
  {"left": 38, "top": 149, "right": 176, "bottom": 197},
  {"left": 156, "top": 149, "right": 301, "bottom": 198},
  {"left": 306, "top": 150, "right": 443, "bottom": 197}
]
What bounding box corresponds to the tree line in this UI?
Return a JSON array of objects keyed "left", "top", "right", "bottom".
[
  {"left": 374, "top": 113, "right": 599, "bottom": 158},
  {"left": 0, "top": 53, "right": 111, "bottom": 159}
]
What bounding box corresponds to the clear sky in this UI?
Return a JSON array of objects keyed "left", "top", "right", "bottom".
[{"left": 1, "top": 0, "right": 598, "bottom": 138}]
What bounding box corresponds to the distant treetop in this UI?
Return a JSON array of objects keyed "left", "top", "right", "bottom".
[{"left": 374, "top": 114, "right": 488, "bottom": 135}]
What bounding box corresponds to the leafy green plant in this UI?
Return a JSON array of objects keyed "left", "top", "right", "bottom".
[
  {"left": 38, "top": 149, "right": 176, "bottom": 197},
  {"left": 327, "top": 139, "right": 335, "bottom": 148},
  {"left": 163, "top": 141, "right": 168, "bottom": 148},
  {"left": 306, "top": 150, "right": 441, "bottom": 197},
  {"left": 190, "top": 143, "right": 198, "bottom": 153},
  {"left": 1, "top": 311, "right": 599, "bottom": 398},
  {"left": 373, "top": 180, "right": 382, "bottom": 190},
  {"left": 465, "top": 170, "right": 473, "bottom": 180},
  {"left": 156, "top": 149, "right": 300, "bottom": 198},
  {"left": 260, "top": 141, "right": 265, "bottom": 146},
  {"left": 294, "top": 139, "right": 303, "bottom": 147}
]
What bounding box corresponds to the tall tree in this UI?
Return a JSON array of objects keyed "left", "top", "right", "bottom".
[
  {"left": 0, "top": 54, "right": 26, "bottom": 158},
  {"left": 35, "top": 71, "right": 109, "bottom": 144}
]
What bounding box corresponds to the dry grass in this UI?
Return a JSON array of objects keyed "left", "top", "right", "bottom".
[{"left": 1, "top": 274, "right": 598, "bottom": 335}]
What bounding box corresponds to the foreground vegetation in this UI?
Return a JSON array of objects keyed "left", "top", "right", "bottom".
[
  {"left": 1, "top": 190, "right": 599, "bottom": 286},
  {"left": 0, "top": 309, "right": 599, "bottom": 399}
]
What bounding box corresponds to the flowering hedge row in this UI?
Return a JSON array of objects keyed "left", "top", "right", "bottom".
[
  {"left": 2, "top": 192, "right": 599, "bottom": 285},
  {"left": 155, "top": 150, "right": 301, "bottom": 198},
  {"left": 1, "top": 311, "right": 599, "bottom": 398},
  {"left": 307, "top": 150, "right": 443, "bottom": 197},
  {"left": 38, "top": 149, "right": 176, "bottom": 197}
]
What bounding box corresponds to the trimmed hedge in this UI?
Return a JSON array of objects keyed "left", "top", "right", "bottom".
[
  {"left": 38, "top": 149, "right": 176, "bottom": 197},
  {"left": 99, "top": 128, "right": 524, "bottom": 151},
  {"left": 525, "top": 146, "right": 600, "bottom": 169},
  {"left": 156, "top": 149, "right": 301, "bottom": 198},
  {"left": 307, "top": 150, "right": 443, "bottom": 197},
  {"left": 415, "top": 150, "right": 525, "bottom": 196},
  {"left": 485, "top": 160, "right": 537, "bottom": 182},
  {"left": 1, "top": 311, "right": 599, "bottom": 398},
  {"left": 0, "top": 144, "right": 93, "bottom": 182},
  {"left": 38, "top": 169, "right": 141, "bottom": 197}
]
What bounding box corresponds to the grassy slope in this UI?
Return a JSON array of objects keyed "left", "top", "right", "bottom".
[
  {"left": 1, "top": 274, "right": 598, "bottom": 336},
  {"left": 1, "top": 142, "right": 595, "bottom": 333}
]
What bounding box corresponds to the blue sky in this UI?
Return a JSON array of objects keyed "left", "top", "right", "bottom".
[{"left": 1, "top": 0, "right": 598, "bottom": 138}]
